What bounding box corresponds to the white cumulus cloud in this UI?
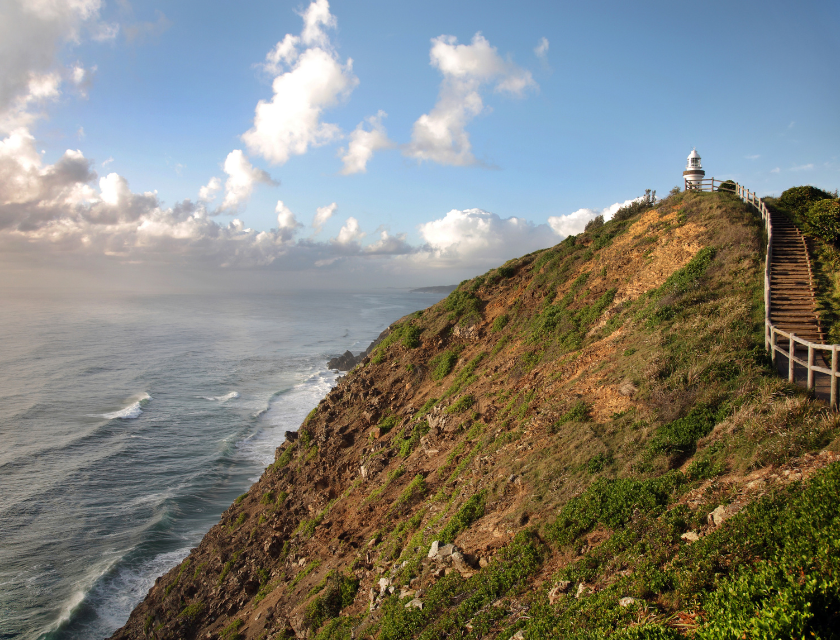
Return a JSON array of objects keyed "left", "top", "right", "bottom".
[
  {"left": 198, "top": 176, "right": 221, "bottom": 202},
  {"left": 339, "top": 110, "right": 393, "bottom": 175},
  {"left": 243, "top": 0, "right": 358, "bottom": 165},
  {"left": 0, "top": 0, "right": 107, "bottom": 116},
  {"left": 220, "top": 150, "right": 275, "bottom": 212},
  {"left": 547, "top": 198, "right": 642, "bottom": 237},
  {"left": 405, "top": 33, "right": 537, "bottom": 166},
  {"left": 333, "top": 216, "right": 364, "bottom": 245},
  {"left": 275, "top": 200, "right": 302, "bottom": 242},
  {"left": 417, "top": 207, "right": 551, "bottom": 268},
  {"left": 313, "top": 202, "right": 337, "bottom": 233}
]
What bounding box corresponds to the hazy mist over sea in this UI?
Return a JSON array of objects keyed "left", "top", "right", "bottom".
[{"left": 0, "top": 289, "right": 446, "bottom": 639}]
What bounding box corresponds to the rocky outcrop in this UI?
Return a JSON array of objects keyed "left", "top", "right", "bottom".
[{"left": 327, "top": 328, "right": 391, "bottom": 371}]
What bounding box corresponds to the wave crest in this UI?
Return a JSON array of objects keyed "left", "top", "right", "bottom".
[{"left": 101, "top": 393, "right": 150, "bottom": 420}]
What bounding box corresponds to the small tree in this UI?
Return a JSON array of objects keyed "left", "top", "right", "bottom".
[{"left": 584, "top": 214, "right": 604, "bottom": 232}]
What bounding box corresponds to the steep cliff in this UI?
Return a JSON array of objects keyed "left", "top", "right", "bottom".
[{"left": 113, "top": 191, "right": 840, "bottom": 640}]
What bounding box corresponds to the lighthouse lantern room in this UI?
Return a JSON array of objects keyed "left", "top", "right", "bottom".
[{"left": 683, "top": 148, "right": 705, "bottom": 189}]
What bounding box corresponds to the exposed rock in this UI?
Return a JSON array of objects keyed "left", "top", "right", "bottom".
[
  {"left": 548, "top": 580, "right": 572, "bottom": 604},
  {"left": 708, "top": 505, "right": 728, "bottom": 527},
  {"left": 327, "top": 350, "right": 358, "bottom": 371},
  {"left": 619, "top": 596, "right": 637, "bottom": 607},
  {"left": 576, "top": 582, "right": 593, "bottom": 599},
  {"left": 451, "top": 551, "right": 475, "bottom": 577},
  {"left": 328, "top": 329, "right": 390, "bottom": 371},
  {"left": 378, "top": 577, "right": 391, "bottom": 596},
  {"left": 427, "top": 541, "right": 457, "bottom": 561},
  {"left": 681, "top": 531, "right": 700, "bottom": 543},
  {"left": 406, "top": 598, "right": 423, "bottom": 609}
]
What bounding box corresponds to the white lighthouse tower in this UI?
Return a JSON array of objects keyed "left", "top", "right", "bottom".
[{"left": 683, "top": 148, "right": 705, "bottom": 189}]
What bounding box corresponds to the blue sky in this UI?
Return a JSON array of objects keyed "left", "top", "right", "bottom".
[{"left": 1, "top": 0, "right": 838, "bottom": 289}]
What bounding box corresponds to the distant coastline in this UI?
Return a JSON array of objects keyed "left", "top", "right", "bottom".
[{"left": 409, "top": 284, "right": 457, "bottom": 294}]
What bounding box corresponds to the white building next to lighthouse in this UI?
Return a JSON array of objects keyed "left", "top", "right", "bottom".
[{"left": 683, "top": 148, "right": 705, "bottom": 189}]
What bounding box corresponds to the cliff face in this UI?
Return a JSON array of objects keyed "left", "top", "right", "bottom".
[{"left": 113, "top": 191, "right": 840, "bottom": 640}]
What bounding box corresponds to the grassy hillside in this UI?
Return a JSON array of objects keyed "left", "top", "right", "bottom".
[{"left": 112, "top": 190, "right": 840, "bottom": 640}]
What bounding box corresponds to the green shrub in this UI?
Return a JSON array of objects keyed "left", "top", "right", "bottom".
[
  {"left": 393, "top": 421, "right": 429, "bottom": 457},
  {"left": 305, "top": 572, "right": 360, "bottom": 631},
  {"left": 179, "top": 601, "right": 204, "bottom": 622},
  {"left": 497, "top": 265, "right": 515, "bottom": 279},
  {"left": 429, "top": 351, "right": 458, "bottom": 380},
  {"left": 220, "top": 619, "right": 244, "bottom": 640},
  {"left": 804, "top": 198, "right": 840, "bottom": 244},
  {"left": 402, "top": 325, "right": 422, "bottom": 349},
  {"left": 717, "top": 179, "right": 736, "bottom": 193},
  {"left": 414, "top": 397, "right": 438, "bottom": 418},
  {"left": 547, "top": 472, "right": 685, "bottom": 545},
  {"left": 439, "top": 490, "right": 487, "bottom": 543},
  {"left": 612, "top": 189, "right": 656, "bottom": 222},
  {"left": 445, "top": 395, "right": 474, "bottom": 414},
  {"left": 650, "top": 405, "right": 720, "bottom": 456},
  {"left": 392, "top": 474, "right": 428, "bottom": 510},
  {"left": 492, "top": 314, "right": 509, "bottom": 332},
  {"left": 378, "top": 415, "right": 399, "bottom": 434},
  {"left": 778, "top": 185, "right": 835, "bottom": 217},
  {"left": 445, "top": 352, "right": 485, "bottom": 397},
  {"left": 585, "top": 451, "right": 612, "bottom": 474},
  {"left": 444, "top": 290, "right": 482, "bottom": 323},
  {"left": 273, "top": 445, "right": 295, "bottom": 470},
  {"left": 585, "top": 214, "right": 604, "bottom": 232},
  {"left": 683, "top": 463, "right": 840, "bottom": 639},
  {"left": 549, "top": 401, "right": 591, "bottom": 433}
]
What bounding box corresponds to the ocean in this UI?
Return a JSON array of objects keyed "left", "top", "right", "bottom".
[{"left": 0, "top": 289, "right": 446, "bottom": 640}]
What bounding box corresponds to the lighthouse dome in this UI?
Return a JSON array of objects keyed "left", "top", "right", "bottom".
[{"left": 686, "top": 148, "right": 702, "bottom": 169}]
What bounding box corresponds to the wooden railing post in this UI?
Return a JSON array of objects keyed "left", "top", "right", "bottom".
[
  {"left": 808, "top": 345, "right": 815, "bottom": 390},
  {"left": 832, "top": 346, "right": 838, "bottom": 408},
  {"left": 771, "top": 326, "right": 776, "bottom": 365},
  {"left": 789, "top": 334, "right": 796, "bottom": 382}
]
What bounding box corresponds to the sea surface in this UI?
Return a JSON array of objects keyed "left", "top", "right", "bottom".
[{"left": 0, "top": 289, "right": 446, "bottom": 640}]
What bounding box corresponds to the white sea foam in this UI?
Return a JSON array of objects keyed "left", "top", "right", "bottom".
[
  {"left": 101, "top": 393, "right": 150, "bottom": 420},
  {"left": 47, "top": 553, "right": 124, "bottom": 636},
  {"left": 236, "top": 368, "right": 338, "bottom": 468},
  {"left": 91, "top": 548, "right": 190, "bottom": 632},
  {"left": 201, "top": 391, "right": 240, "bottom": 402}
]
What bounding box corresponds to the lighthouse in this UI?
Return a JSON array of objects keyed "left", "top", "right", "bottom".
[{"left": 683, "top": 148, "right": 705, "bottom": 189}]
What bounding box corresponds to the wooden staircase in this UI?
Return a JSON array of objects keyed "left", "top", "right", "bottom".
[{"left": 768, "top": 211, "right": 824, "bottom": 343}]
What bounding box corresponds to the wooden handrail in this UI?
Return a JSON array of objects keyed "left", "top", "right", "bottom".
[{"left": 686, "top": 177, "right": 838, "bottom": 407}]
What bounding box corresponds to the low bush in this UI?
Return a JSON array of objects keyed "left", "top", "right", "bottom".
[
  {"left": 444, "top": 290, "right": 482, "bottom": 323},
  {"left": 612, "top": 189, "right": 656, "bottom": 222},
  {"left": 805, "top": 198, "right": 840, "bottom": 244},
  {"left": 778, "top": 185, "right": 835, "bottom": 218},
  {"left": 549, "top": 401, "right": 591, "bottom": 433},
  {"left": 547, "top": 472, "right": 686, "bottom": 545},
  {"left": 305, "top": 571, "right": 360, "bottom": 631},
  {"left": 439, "top": 490, "right": 487, "bottom": 543},
  {"left": 445, "top": 395, "right": 474, "bottom": 414},
  {"left": 650, "top": 404, "right": 721, "bottom": 456},
  {"left": 429, "top": 351, "right": 458, "bottom": 380}
]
